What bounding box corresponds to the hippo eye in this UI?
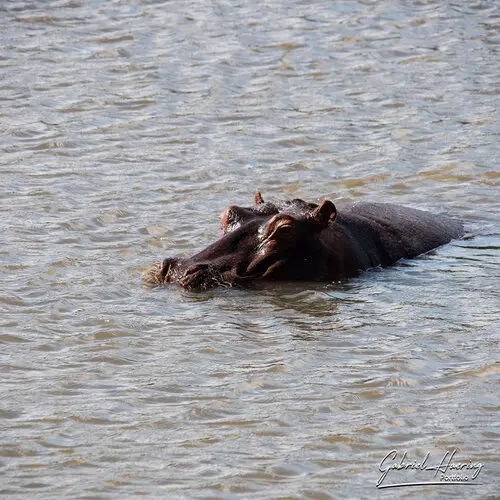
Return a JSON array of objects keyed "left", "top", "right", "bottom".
[
  {"left": 270, "top": 223, "right": 296, "bottom": 241},
  {"left": 274, "top": 222, "right": 295, "bottom": 234}
]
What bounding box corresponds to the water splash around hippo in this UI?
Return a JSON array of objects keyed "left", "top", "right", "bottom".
[{"left": 144, "top": 192, "right": 464, "bottom": 291}]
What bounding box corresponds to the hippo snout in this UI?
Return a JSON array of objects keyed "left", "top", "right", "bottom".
[
  {"left": 160, "top": 257, "right": 179, "bottom": 282},
  {"left": 142, "top": 257, "right": 180, "bottom": 287},
  {"left": 178, "top": 263, "right": 229, "bottom": 291},
  {"left": 144, "top": 258, "right": 233, "bottom": 291}
]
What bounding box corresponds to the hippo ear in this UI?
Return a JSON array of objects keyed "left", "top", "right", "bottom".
[
  {"left": 309, "top": 200, "right": 337, "bottom": 229},
  {"left": 254, "top": 191, "right": 264, "bottom": 205}
]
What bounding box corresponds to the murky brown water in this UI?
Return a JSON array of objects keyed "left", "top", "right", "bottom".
[{"left": 1, "top": 1, "right": 499, "bottom": 498}]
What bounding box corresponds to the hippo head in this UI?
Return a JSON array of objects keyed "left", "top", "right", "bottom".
[{"left": 146, "top": 192, "right": 337, "bottom": 291}]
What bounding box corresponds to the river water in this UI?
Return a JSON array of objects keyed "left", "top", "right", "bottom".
[{"left": 1, "top": 1, "right": 499, "bottom": 498}]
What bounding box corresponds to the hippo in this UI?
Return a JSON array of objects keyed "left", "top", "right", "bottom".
[{"left": 144, "top": 192, "right": 464, "bottom": 291}]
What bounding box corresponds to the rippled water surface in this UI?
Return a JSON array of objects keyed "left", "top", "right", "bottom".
[{"left": 1, "top": 1, "right": 499, "bottom": 498}]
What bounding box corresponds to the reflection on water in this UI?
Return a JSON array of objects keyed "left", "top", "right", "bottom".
[{"left": 1, "top": 0, "right": 499, "bottom": 498}]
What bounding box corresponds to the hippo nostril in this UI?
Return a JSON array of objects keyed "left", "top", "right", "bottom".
[{"left": 160, "top": 258, "right": 178, "bottom": 282}]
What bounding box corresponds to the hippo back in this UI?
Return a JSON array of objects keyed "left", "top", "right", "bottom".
[{"left": 328, "top": 202, "right": 464, "bottom": 271}]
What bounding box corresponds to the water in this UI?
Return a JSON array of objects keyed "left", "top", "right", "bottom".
[{"left": 1, "top": 0, "right": 499, "bottom": 498}]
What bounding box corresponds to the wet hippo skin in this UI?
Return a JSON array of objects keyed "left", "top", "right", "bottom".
[{"left": 145, "top": 192, "right": 464, "bottom": 291}]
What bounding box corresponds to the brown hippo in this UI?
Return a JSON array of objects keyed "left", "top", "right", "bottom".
[{"left": 144, "top": 192, "right": 464, "bottom": 291}]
